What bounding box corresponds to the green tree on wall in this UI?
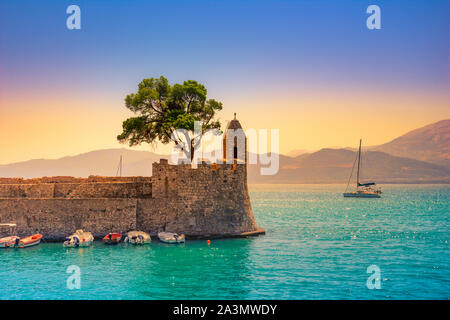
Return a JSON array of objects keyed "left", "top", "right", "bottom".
[{"left": 117, "top": 76, "right": 223, "bottom": 161}]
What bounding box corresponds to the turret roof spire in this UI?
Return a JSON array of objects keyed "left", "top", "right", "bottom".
[{"left": 227, "top": 112, "right": 243, "bottom": 130}]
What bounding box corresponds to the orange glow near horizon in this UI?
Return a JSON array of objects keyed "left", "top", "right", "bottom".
[
  {"left": 1, "top": 0, "right": 449, "bottom": 165},
  {"left": 1, "top": 87, "right": 448, "bottom": 165}
]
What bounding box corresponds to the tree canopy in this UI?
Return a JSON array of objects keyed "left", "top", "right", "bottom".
[{"left": 117, "top": 76, "right": 222, "bottom": 160}]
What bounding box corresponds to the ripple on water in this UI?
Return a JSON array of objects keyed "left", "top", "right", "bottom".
[{"left": 0, "top": 184, "right": 449, "bottom": 299}]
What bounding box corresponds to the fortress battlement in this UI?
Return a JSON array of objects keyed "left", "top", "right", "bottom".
[
  {"left": 0, "top": 116, "right": 264, "bottom": 240},
  {"left": 0, "top": 160, "right": 245, "bottom": 200}
]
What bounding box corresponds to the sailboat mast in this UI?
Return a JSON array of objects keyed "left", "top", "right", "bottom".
[
  {"left": 356, "top": 139, "right": 361, "bottom": 187},
  {"left": 119, "top": 155, "right": 122, "bottom": 177}
]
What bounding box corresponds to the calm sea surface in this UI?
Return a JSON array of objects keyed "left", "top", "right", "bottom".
[{"left": 0, "top": 184, "right": 448, "bottom": 300}]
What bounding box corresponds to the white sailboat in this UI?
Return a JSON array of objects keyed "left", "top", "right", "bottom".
[{"left": 343, "top": 139, "right": 381, "bottom": 198}]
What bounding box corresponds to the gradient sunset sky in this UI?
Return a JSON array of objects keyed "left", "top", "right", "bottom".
[{"left": 0, "top": 0, "right": 449, "bottom": 164}]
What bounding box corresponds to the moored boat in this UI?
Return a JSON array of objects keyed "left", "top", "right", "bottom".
[
  {"left": 0, "top": 224, "right": 19, "bottom": 248},
  {"left": 0, "top": 236, "right": 20, "bottom": 248},
  {"left": 102, "top": 233, "right": 122, "bottom": 244},
  {"left": 158, "top": 232, "right": 185, "bottom": 244},
  {"left": 343, "top": 139, "right": 381, "bottom": 198},
  {"left": 18, "top": 234, "right": 43, "bottom": 248},
  {"left": 63, "top": 229, "right": 94, "bottom": 248},
  {"left": 124, "top": 231, "right": 151, "bottom": 245}
]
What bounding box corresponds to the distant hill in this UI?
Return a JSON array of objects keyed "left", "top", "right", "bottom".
[
  {"left": 248, "top": 148, "right": 450, "bottom": 184},
  {"left": 285, "top": 147, "right": 358, "bottom": 157},
  {"left": 1, "top": 119, "right": 449, "bottom": 183},
  {"left": 374, "top": 119, "right": 450, "bottom": 169},
  {"left": 0, "top": 147, "right": 448, "bottom": 183},
  {"left": 0, "top": 148, "right": 164, "bottom": 178},
  {"left": 285, "top": 149, "right": 315, "bottom": 157}
]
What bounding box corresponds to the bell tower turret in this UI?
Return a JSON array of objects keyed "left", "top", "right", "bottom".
[{"left": 222, "top": 113, "right": 247, "bottom": 164}]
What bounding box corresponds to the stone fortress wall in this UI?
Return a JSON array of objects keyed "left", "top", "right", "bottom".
[{"left": 0, "top": 116, "right": 264, "bottom": 240}]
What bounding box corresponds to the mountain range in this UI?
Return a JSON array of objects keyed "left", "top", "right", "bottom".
[
  {"left": 0, "top": 149, "right": 162, "bottom": 179},
  {"left": 247, "top": 149, "right": 449, "bottom": 184},
  {"left": 373, "top": 119, "right": 449, "bottom": 169},
  {"left": 0, "top": 119, "right": 449, "bottom": 184}
]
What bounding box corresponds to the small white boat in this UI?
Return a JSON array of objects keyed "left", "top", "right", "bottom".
[
  {"left": 63, "top": 229, "right": 94, "bottom": 248},
  {"left": 0, "top": 236, "right": 20, "bottom": 248},
  {"left": 0, "top": 223, "right": 19, "bottom": 248},
  {"left": 158, "top": 232, "right": 185, "bottom": 244},
  {"left": 124, "top": 231, "right": 151, "bottom": 245}
]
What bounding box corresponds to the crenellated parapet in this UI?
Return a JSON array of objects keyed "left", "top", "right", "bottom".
[
  {"left": 0, "top": 115, "right": 264, "bottom": 239},
  {"left": 0, "top": 178, "right": 152, "bottom": 199},
  {"left": 139, "top": 156, "right": 259, "bottom": 237},
  {"left": 151, "top": 159, "right": 247, "bottom": 199}
]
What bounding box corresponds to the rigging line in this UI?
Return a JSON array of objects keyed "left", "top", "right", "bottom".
[
  {"left": 345, "top": 152, "right": 358, "bottom": 193},
  {"left": 120, "top": 155, "right": 123, "bottom": 177},
  {"left": 115, "top": 156, "right": 122, "bottom": 177},
  {"left": 356, "top": 139, "right": 362, "bottom": 186},
  {"left": 360, "top": 146, "right": 363, "bottom": 183}
]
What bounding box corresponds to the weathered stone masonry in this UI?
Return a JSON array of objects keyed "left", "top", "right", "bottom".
[
  {"left": 0, "top": 162, "right": 261, "bottom": 240},
  {"left": 0, "top": 117, "right": 264, "bottom": 240}
]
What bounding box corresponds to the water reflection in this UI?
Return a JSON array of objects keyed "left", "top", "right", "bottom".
[
  {"left": 1, "top": 185, "right": 448, "bottom": 299},
  {"left": 128, "top": 238, "right": 256, "bottom": 299}
]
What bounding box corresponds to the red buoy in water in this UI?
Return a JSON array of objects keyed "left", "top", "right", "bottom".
[{"left": 207, "top": 240, "right": 211, "bottom": 245}]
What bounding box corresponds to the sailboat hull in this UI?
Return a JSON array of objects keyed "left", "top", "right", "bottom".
[{"left": 343, "top": 192, "right": 380, "bottom": 198}]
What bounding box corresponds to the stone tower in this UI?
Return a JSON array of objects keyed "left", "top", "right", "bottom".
[
  {"left": 222, "top": 113, "right": 247, "bottom": 164},
  {"left": 146, "top": 113, "right": 263, "bottom": 237}
]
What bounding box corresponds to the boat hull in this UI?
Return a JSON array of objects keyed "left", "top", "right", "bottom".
[
  {"left": 63, "top": 240, "right": 93, "bottom": 248},
  {"left": 343, "top": 192, "right": 380, "bottom": 198},
  {"left": 124, "top": 231, "right": 151, "bottom": 245},
  {"left": 102, "top": 233, "right": 122, "bottom": 244},
  {"left": 18, "top": 234, "right": 43, "bottom": 248},
  {"left": 158, "top": 232, "right": 185, "bottom": 244},
  {"left": 63, "top": 230, "right": 94, "bottom": 247},
  {"left": 0, "top": 236, "right": 20, "bottom": 248}
]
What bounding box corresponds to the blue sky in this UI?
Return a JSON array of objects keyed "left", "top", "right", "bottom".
[
  {"left": 1, "top": 0, "right": 448, "bottom": 92},
  {"left": 0, "top": 0, "right": 449, "bottom": 163}
]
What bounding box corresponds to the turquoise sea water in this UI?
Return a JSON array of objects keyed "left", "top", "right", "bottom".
[{"left": 0, "top": 184, "right": 449, "bottom": 300}]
